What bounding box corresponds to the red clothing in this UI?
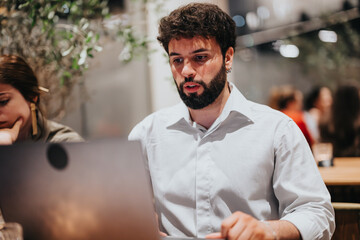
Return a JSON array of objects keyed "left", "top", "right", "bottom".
[{"left": 282, "top": 110, "right": 314, "bottom": 147}]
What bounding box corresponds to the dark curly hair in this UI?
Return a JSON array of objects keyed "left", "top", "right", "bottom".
[{"left": 157, "top": 3, "right": 236, "bottom": 57}]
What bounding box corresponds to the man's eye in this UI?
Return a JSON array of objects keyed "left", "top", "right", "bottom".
[
  {"left": 172, "top": 58, "right": 183, "bottom": 64},
  {"left": 0, "top": 99, "right": 9, "bottom": 106},
  {"left": 194, "top": 55, "right": 207, "bottom": 61}
]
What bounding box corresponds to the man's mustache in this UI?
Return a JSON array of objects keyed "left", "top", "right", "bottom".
[
  {"left": 182, "top": 78, "right": 206, "bottom": 86},
  {"left": 184, "top": 77, "right": 194, "bottom": 82}
]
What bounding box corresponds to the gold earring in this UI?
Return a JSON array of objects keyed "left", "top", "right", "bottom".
[{"left": 30, "top": 103, "right": 38, "bottom": 136}]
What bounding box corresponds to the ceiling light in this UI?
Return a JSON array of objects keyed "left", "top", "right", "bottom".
[
  {"left": 279, "top": 44, "right": 299, "bottom": 58},
  {"left": 318, "top": 30, "right": 337, "bottom": 43}
]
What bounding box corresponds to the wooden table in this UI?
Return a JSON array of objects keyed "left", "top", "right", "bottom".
[
  {"left": 319, "top": 158, "right": 360, "bottom": 237},
  {"left": 318, "top": 158, "right": 360, "bottom": 186}
]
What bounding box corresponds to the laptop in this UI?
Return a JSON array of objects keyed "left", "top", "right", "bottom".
[{"left": 0, "top": 138, "right": 160, "bottom": 240}]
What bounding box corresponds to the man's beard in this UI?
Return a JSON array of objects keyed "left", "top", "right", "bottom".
[{"left": 176, "top": 64, "right": 227, "bottom": 110}]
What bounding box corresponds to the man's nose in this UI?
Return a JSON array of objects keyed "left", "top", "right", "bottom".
[{"left": 181, "top": 61, "right": 196, "bottom": 78}]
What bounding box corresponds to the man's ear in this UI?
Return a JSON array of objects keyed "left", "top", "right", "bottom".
[{"left": 225, "top": 47, "right": 234, "bottom": 71}]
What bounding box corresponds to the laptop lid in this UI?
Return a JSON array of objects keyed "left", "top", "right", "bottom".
[{"left": 0, "top": 138, "right": 160, "bottom": 240}]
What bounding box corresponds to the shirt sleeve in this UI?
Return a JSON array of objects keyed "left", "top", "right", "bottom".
[
  {"left": 128, "top": 119, "right": 151, "bottom": 173},
  {"left": 273, "top": 119, "right": 335, "bottom": 240}
]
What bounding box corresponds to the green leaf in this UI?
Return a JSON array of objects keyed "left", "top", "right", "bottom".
[
  {"left": 85, "top": 35, "right": 92, "bottom": 43},
  {"left": 63, "top": 71, "right": 72, "bottom": 78},
  {"left": 72, "top": 57, "right": 80, "bottom": 70},
  {"left": 18, "top": 2, "right": 30, "bottom": 9}
]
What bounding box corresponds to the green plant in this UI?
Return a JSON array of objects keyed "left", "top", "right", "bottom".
[
  {"left": 0, "top": 0, "right": 109, "bottom": 118},
  {"left": 0, "top": 0, "right": 156, "bottom": 119}
]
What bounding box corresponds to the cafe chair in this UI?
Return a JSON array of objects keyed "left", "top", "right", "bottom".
[{"left": 331, "top": 202, "right": 360, "bottom": 240}]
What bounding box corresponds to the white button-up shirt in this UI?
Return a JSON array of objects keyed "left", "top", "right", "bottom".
[{"left": 129, "top": 83, "right": 335, "bottom": 240}]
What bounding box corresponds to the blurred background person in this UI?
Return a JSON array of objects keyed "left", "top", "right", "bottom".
[
  {"left": 268, "top": 85, "right": 314, "bottom": 146},
  {"left": 0, "top": 55, "right": 83, "bottom": 145},
  {"left": 268, "top": 86, "right": 282, "bottom": 110},
  {"left": 320, "top": 84, "right": 360, "bottom": 157},
  {"left": 304, "top": 86, "right": 333, "bottom": 143}
]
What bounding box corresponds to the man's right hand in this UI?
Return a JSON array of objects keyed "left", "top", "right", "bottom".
[{"left": 0, "top": 119, "right": 23, "bottom": 145}]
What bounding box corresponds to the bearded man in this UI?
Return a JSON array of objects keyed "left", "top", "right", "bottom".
[{"left": 129, "top": 3, "right": 335, "bottom": 240}]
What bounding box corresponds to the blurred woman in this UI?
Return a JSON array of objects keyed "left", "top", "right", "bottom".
[
  {"left": 320, "top": 84, "right": 360, "bottom": 157},
  {"left": 0, "top": 55, "right": 83, "bottom": 144},
  {"left": 304, "top": 86, "right": 333, "bottom": 142}
]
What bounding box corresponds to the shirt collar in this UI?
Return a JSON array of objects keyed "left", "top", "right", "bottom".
[
  {"left": 220, "top": 82, "right": 253, "bottom": 122},
  {"left": 165, "top": 82, "right": 254, "bottom": 128},
  {"left": 165, "top": 101, "right": 192, "bottom": 128}
]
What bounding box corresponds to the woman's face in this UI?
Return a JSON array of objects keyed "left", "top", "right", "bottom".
[
  {"left": 317, "top": 87, "right": 333, "bottom": 112},
  {"left": 0, "top": 83, "right": 32, "bottom": 140}
]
